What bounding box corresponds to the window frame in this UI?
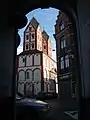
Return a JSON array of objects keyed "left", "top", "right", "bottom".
[
  {"left": 30, "top": 42, "right": 35, "bottom": 50},
  {"left": 65, "top": 54, "right": 69, "bottom": 68},
  {"left": 23, "top": 58, "right": 25, "bottom": 63},
  {"left": 60, "top": 57, "right": 64, "bottom": 69},
  {"left": 61, "top": 40, "right": 64, "bottom": 49},
  {"left": 29, "top": 27, "right": 32, "bottom": 31},
  {"left": 63, "top": 39, "right": 66, "bottom": 48},
  {"left": 60, "top": 21, "right": 65, "bottom": 30},
  {"left": 60, "top": 37, "right": 66, "bottom": 49},
  {"left": 26, "top": 44, "right": 29, "bottom": 50},
  {"left": 32, "top": 43, "right": 34, "bottom": 49},
  {"left": 32, "top": 33, "right": 35, "bottom": 39},
  {"left": 26, "top": 71, "right": 30, "bottom": 79}
]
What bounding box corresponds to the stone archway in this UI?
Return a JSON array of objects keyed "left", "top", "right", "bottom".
[{"left": 0, "top": 0, "right": 90, "bottom": 119}]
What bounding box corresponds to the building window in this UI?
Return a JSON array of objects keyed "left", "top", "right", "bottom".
[
  {"left": 32, "top": 43, "right": 34, "bottom": 49},
  {"left": 65, "top": 55, "right": 69, "bottom": 68},
  {"left": 61, "top": 41, "right": 64, "bottom": 49},
  {"left": 29, "top": 33, "right": 31, "bottom": 40},
  {"left": 26, "top": 34, "right": 29, "bottom": 40},
  {"left": 26, "top": 44, "right": 29, "bottom": 50},
  {"left": 29, "top": 27, "right": 32, "bottom": 31},
  {"left": 26, "top": 72, "right": 29, "bottom": 79},
  {"left": 61, "top": 57, "right": 64, "bottom": 69},
  {"left": 23, "top": 58, "right": 25, "bottom": 62},
  {"left": 60, "top": 21, "right": 64, "bottom": 30},
  {"left": 32, "top": 34, "right": 35, "bottom": 39},
  {"left": 61, "top": 39, "right": 66, "bottom": 49},
  {"left": 44, "top": 45, "right": 46, "bottom": 49},
  {"left": 31, "top": 43, "right": 35, "bottom": 49},
  {"left": 63, "top": 39, "right": 66, "bottom": 48}
]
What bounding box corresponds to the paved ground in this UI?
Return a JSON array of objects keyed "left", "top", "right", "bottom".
[
  {"left": 64, "top": 111, "right": 78, "bottom": 120},
  {"left": 44, "top": 98, "right": 78, "bottom": 120}
]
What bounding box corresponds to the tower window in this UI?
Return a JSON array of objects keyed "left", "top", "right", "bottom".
[
  {"left": 31, "top": 43, "right": 35, "bottom": 49},
  {"left": 26, "top": 71, "right": 30, "bottom": 79},
  {"left": 29, "top": 27, "right": 32, "bottom": 31},
  {"left": 32, "top": 34, "right": 35, "bottom": 39},
  {"left": 26, "top": 44, "right": 29, "bottom": 50},
  {"left": 23, "top": 58, "right": 25, "bottom": 62},
  {"left": 32, "top": 44, "right": 34, "bottom": 48},
  {"left": 44, "top": 45, "right": 46, "bottom": 49}
]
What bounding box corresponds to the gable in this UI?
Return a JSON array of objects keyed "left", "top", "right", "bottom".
[{"left": 25, "top": 24, "right": 35, "bottom": 32}]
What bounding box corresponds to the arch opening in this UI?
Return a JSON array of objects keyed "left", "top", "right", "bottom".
[{"left": 16, "top": 6, "right": 80, "bottom": 119}]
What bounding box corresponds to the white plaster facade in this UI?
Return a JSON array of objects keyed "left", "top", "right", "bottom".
[
  {"left": 43, "top": 53, "right": 57, "bottom": 93},
  {"left": 17, "top": 52, "right": 57, "bottom": 95},
  {"left": 17, "top": 17, "right": 57, "bottom": 96},
  {"left": 37, "top": 26, "right": 42, "bottom": 51},
  {"left": 18, "top": 53, "right": 42, "bottom": 96}
]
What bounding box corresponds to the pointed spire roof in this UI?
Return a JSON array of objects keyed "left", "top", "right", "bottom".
[
  {"left": 30, "top": 17, "right": 39, "bottom": 29},
  {"left": 42, "top": 30, "right": 49, "bottom": 40},
  {"left": 24, "top": 17, "right": 39, "bottom": 32}
]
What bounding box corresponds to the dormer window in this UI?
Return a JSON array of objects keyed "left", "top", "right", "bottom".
[{"left": 60, "top": 21, "right": 64, "bottom": 30}]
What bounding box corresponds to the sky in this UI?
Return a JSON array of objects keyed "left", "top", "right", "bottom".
[{"left": 17, "top": 7, "right": 59, "bottom": 61}]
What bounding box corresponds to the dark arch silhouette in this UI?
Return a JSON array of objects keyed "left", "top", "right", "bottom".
[
  {"left": 17, "top": 3, "right": 81, "bottom": 117},
  {"left": 33, "top": 68, "right": 41, "bottom": 81},
  {"left": 25, "top": 69, "right": 32, "bottom": 80},
  {"left": 26, "top": 69, "right": 32, "bottom": 72},
  {"left": 18, "top": 70, "right": 25, "bottom": 81},
  {"left": 33, "top": 68, "right": 41, "bottom": 72}
]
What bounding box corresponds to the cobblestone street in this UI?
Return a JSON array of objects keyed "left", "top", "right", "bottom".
[{"left": 44, "top": 98, "right": 78, "bottom": 120}]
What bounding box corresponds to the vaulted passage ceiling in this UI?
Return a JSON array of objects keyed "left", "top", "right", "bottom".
[
  {"left": 0, "top": 0, "right": 77, "bottom": 30},
  {"left": 12, "top": 0, "right": 77, "bottom": 15}
]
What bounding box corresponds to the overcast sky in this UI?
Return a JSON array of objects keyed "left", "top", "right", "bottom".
[{"left": 17, "top": 7, "right": 59, "bottom": 61}]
